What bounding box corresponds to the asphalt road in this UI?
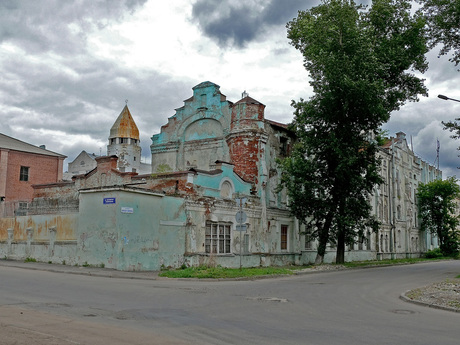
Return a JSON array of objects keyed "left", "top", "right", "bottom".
[{"left": 0, "top": 260, "right": 459, "bottom": 345}]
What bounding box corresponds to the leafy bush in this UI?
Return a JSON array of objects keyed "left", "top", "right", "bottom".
[{"left": 425, "top": 248, "right": 443, "bottom": 258}]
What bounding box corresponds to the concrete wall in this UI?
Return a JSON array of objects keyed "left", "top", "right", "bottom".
[
  {"left": 0, "top": 189, "right": 188, "bottom": 271},
  {"left": 0, "top": 214, "right": 78, "bottom": 263},
  {"left": 77, "top": 188, "right": 186, "bottom": 271}
]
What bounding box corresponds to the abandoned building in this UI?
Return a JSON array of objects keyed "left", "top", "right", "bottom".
[{"left": 0, "top": 81, "right": 442, "bottom": 270}]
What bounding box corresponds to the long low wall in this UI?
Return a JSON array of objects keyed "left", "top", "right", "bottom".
[{"left": 0, "top": 214, "right": 79, "bottom": 264}]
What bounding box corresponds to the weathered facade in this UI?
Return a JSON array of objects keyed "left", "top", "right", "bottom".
[
  {"left": 372, "top": 132, "right": 442, "bottom": 258},
  {"left": 0, "top": 82, "right": 443, "bottom": 270}
]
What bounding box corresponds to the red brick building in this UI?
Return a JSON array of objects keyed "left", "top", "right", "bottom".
[{"left": 0, "top": 133, "right": 66, "bottom": 214}]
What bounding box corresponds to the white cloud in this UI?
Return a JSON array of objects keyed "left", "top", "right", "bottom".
[{"left": 0, "top": 0, "right": 458, "bottom": 179}]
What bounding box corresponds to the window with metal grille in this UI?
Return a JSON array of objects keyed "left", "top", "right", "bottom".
[
  {"left": 19, "top": 166, "right": 29, "bottom": 181},
  {"left": 205, "top": 221, "right": 231, "bottom": 254},
  {"left": 243, "top": 233, "right": 249, "bottom": 253},
  {"left": 281, "top": 225, "right": 288, "bottom": 250}
]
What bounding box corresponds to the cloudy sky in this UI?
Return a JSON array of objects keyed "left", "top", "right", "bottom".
[{"left": 1, "top": 0, "right": 459, "bottom": 178}]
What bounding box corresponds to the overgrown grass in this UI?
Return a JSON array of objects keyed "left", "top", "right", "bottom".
[
  {"left": 343, "top": 256, "right": 453, "bottom": 268},
  {"left": 159, "top": 265, "right": 304, "bottom": 279},
  {"left": 160, "top": 257, "right": 457, "bottom": 279},
  {"left": 24, "top": 257, "right": 37, "bottom": 263}
]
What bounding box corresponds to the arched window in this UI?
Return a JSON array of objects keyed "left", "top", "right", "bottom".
[{"left": 219, "top": 180, "right": 233, "bottom": 199}]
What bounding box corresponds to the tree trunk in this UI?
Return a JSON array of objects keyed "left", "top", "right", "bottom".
[
  {"left": 315, "top": 210, "right": 334, "bottom": 265},
  {"left": 336, "top": 229, "right": 345, "bottom": 264},
  {"left": 314, "top": 253, "right": 324, "bottom": 265}
]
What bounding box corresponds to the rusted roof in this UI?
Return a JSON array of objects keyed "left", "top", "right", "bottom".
[
  {"left": 265, "top": 119, "right": 289, "bottom": 129},
  {"left": 234, "top": 96, "right": 265, "bottom": 106},
  {"left": 109, "top": 105, "right": 139, "bottom": 139}
]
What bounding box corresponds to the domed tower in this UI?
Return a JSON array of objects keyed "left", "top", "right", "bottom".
[{"left": 107, "top": 104, "right": 141, "bottom": 173}]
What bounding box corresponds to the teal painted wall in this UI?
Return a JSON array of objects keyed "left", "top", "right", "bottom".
[{"left": 77, "top": 189, "right": 186, "bottom": 270}]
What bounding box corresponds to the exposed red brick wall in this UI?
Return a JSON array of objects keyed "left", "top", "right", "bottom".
[
  {"left": 230, "top": 103, "right": 265, "bottom": 130},
  {"left": 227, "top": 134, "right": 262, "bottom": 184},
  {"left": 141, "top": 175, "right": 195, "bottom": 195},
  {"left": 5, "top": 150, "right": 64, "bottom": 202}
]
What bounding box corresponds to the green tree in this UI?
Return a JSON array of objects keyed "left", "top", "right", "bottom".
[
  {"left": 417, "top": 177, "right": 460, "bottom": 257},
  {"left": 417, "top": 0, "right": 460, "bottom": 66},
  {"left": 442, "top": 117, "right": 460, "bottom": 156},
  {"left": 416, "top": 1, "right": 460, "bottom": 157},
  {"left": 281, "top": 0, "right": 428, "bottom": 264}
]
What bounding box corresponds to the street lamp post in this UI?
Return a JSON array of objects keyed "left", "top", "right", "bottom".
[{"left": 438, "top": 94, "right": 460, "bottom": 103}]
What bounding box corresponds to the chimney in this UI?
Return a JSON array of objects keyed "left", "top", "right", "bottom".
[{"left": 95, "top": 155, "right": 118, "bottom": 173}]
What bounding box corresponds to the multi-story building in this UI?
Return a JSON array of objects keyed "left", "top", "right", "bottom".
[{"left": 368, "top": 132, "right": 441, "bottom": 259}]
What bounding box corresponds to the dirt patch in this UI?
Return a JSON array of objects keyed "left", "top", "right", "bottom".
[{"left": 404, "top": 279, "right": 460, "bottom": 312}]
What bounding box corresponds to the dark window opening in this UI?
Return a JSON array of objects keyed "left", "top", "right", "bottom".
[
  {"left": 281, "top": 225, "right": 288, "bottom": 250},
  {"left": 280, "top": 137, "right": 290, "bottom": 156},
  {"left": 20, "top": 166, "right": 29, "bottom": 181}
]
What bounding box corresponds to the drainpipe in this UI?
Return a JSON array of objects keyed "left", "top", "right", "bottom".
[{"left": 390, "top": 141, "right": 396, "bottom": 258}]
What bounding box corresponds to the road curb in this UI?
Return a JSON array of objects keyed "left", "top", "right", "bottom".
[
  {"left": 400, "top": 291, "right": 460, "bottom": 313},
  {"left": 0, "top": 260, "right": 158, "bottom": 280}
]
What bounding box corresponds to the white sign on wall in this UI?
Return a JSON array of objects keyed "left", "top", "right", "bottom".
[{"left": 121, "top": 207, "right": 134, "bottom": 214}]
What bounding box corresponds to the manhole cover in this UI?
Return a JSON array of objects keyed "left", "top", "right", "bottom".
[
  {"left": 391, "top": 309, "right": 416, "bottom": 315},
  {"left": 246, "top": 297, "right": 288, "bottom": 303}
]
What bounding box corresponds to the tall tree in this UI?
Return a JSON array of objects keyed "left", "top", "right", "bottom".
[
  {"left": 281, "top": 0, "right": 428, "bottom": 264},
  {"left": 417, "top": 177, "right": 460, "bottom": 257},
  {"left": 417, "top": 0, "right": 460, "bottom": 66}
]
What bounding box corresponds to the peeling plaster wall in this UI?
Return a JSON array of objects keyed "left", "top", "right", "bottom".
[
  {"left": 0, "top": 214, "right": 78, "bottom": 263},
  {"left": 151, "top": 82, "right": 232, "bottom": 172},
  {"left": 183, "top": 197, "right": 301, "bottom": 268},
  {"left": 77, "top": 189, "right": 186, "bottom": 271}
]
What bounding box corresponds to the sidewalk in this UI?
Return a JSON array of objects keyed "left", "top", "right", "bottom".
[{"left": 0, "top": 259, "right": 159, "bottom": 280}]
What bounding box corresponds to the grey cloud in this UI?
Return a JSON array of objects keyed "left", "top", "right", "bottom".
[
  {"left": 0, "top": 0, "right": 147, "bottom": 55},
  {"left": 191, "top": 0, "right": 372, "bottom": 49},
  {"left": 0, "top": 42, "right": 192, "bottom": 163},
  {"left": 383, "top": 97, "right": 460, "bottom": 180},
  {"left": 191, "top": 0, "right": 315, "bottom": 48}
]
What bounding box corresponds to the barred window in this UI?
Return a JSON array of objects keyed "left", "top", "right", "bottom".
[
  {"left": 281, "top": 225, "right": 288, "bottom": 250},
  {"left": 205, "top": 221, "right": 231, "bottom": 254},
  {"left": 243, "top": 233, "right": 249, "bottom": 253}
]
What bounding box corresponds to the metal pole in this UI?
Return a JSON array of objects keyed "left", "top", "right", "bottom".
[
  {"left": 438, "top": 94, "right": 460, "bottom": 103},
  {"left": 239, "top": 195, "right": 242, "bottom": 270}
]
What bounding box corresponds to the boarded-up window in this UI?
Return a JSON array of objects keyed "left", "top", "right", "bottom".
[
  {"left": 205, "top": 221, "right": 231, "bottom": 254},
  {"left": 281, "top": 225, "right": 288, "bottom": 250}
]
